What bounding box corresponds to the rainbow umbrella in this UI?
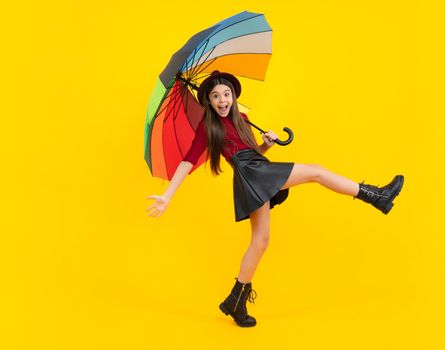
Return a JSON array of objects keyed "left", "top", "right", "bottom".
[{"left": 144, "top": 11, "right": 290, "bottom": 180}]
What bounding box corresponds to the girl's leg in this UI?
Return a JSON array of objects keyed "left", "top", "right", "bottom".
[
  {"left": 236, "top": 201, "right": 271, "bottom": 283},
  {"left": 280, "top": 163, "right": 360, "bottom": 196}
]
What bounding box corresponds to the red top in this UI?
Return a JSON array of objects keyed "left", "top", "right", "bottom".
[{"left": 183, "top": 113, "right": 253, "bottom": 165}]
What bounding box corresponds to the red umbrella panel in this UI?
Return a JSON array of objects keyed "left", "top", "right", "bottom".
[{"left": 149, "top": 80, "right": 205, "bottom": 180}]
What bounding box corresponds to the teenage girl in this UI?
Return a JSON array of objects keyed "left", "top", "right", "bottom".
[{"left": 146, "top": 70, "right": 404, "bottom": 328}]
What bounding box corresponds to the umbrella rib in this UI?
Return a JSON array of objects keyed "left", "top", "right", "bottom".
[
  {"left": 163, "top": 84, "right": 187, "bottom": 123},
  {"left": 189, "top": 48, "right": 217, "bottom": 79},
  {"left": 190, "top": 58, "right": 217, "bottom": 81},
  {"left": 182, "top": 47, "right": 198, "bottom": 76},
  {"left": 146, "top": 75, "right": 179, "bottom": 170},
  {"left": 153, "top": 84, "right": 186, "bottom": 120},
  {"left": 187, "top": 40, "right": 212, "bottom": 77},
  {"left": 172, "top": 86, "right": 189, "bottom": 158},
  {"left": 151, "top": 74, "right": 181, "bottom": 119},
  {"left": 150, "top": 75, "right": 177, "bottom": 120},
  {"left": 181, "top": 46, "right": 201, "bottom": 74},
  {"left": 161, "top": 82, "right": 188, "bottom": 171},
  {"left": 160, "top": 86, "right": 185, "bottom": 174}
]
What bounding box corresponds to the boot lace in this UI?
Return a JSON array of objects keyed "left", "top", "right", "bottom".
[
  {"left": 240, "top": 288, "right": 257, "bottom": 316},
  {"left": 247, "top": 288, "right": 257, "bottom": 304},
  {"left": 233, "top": 286, "right": 258, "bottom": 313}
]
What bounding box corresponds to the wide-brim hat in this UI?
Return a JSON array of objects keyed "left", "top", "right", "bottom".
[{"left": 197, "top": 70, "right": 241, "bottom": 105}]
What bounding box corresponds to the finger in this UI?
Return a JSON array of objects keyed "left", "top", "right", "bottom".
[
  {"left": 147, "top": 208, "right": 157, "bottom": 216},
  {"left": 146, "top": 195, "right": 159, "bottom": 200},
  {"left": 148, "top": 203, "right": 161, "bottom": 211},
  {"left": 155, "top": 211, "right": 162, "bottom": 218}
]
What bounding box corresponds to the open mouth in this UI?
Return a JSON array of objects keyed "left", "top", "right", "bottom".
[{"left": 218, "top": 105, "right": 229, "bottom": 114}]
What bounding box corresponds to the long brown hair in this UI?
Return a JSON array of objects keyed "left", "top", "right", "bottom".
[{"left": 200, "top": 77, "right": 262, "bottom": 176}]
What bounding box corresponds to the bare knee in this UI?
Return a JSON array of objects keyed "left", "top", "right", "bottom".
[
  {"left": 251, "top": 231, "right": 270, "bottom": 252},
  {"left": 308, "top": 163, "right": 325, "bottom": 182}
]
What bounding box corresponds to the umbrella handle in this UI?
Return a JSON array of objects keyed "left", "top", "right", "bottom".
[
  {"left": 244, "top": 120, "right": 294, "bottom": 146},
  {"left": 274, "top": 127, "right": 294, "bottom": 146}
]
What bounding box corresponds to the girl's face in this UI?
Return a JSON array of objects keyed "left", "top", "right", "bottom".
[{"left": 208, "top": 84, "right": 233, "bottom": 118}]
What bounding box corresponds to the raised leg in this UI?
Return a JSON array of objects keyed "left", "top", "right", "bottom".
[{"left": 280, "top": 163, "right": 360, "bottom": 196}]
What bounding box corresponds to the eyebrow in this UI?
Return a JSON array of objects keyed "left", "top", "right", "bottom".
[{"left": 211, "top": 89, "right": 231, "bottom": 94}]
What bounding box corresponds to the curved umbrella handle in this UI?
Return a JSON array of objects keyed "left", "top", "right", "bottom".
[
  {"left": 244, "top": 120, "right": 294, "bottom": 146},
  {"left": 273, "top": 127, "right": 294, "bottom": 146}
]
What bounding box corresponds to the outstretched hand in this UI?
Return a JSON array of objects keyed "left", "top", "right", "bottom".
[{"left": 146, "top": 195, "right": 170, "bottom": 218}]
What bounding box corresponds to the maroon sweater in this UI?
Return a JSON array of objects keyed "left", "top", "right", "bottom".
[{"left": 183, "top": 113, "right": 252, "bottom": 165}]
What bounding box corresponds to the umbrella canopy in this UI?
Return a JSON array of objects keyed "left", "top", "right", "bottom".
[{"left": 145, "top": 11, "right": 272, "bottom": 180}]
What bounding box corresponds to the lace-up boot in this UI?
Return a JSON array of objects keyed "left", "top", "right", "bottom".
[
  {"left": 354, "top": 175, "right": 404, "bottom": 214},
  {"left": 219, "top": 278, "right": 257, "bottom": 327}
]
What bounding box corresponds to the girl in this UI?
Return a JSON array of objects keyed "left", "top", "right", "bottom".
[{"left": 146, "top": 70, "right": 404, "bottom": 328}]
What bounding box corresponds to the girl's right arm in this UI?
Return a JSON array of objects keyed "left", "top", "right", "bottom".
[{"left": 146, "top": 161, "right": 194, "bottom": 218}]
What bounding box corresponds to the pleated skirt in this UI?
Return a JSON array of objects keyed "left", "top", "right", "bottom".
[{"left": 229, "top": 149, "right": 294, "bottom": 222}]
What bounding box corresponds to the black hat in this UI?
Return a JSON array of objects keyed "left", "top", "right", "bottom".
[{"left": 197, "top": 70, "right": 241, "bottom": 105}]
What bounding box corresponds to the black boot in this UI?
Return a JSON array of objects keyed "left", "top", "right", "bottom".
[
  {"left": 354, "top": 175, "right": 404, "bottom": 214},
  {"left": 219, "top": 278, "right": 257, "bottom": 327}
]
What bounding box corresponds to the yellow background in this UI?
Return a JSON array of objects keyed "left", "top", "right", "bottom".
[{"left": 2, "top": 0, "right": 444, "bottom": 349}]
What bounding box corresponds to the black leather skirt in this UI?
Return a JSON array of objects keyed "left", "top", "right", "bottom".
[{"left": 229, "top": 148, "right": 294, "bottom": 222}]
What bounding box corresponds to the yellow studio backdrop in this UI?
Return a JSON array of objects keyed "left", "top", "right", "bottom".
[{"left": 1, "top": 0, "right": 444, "bottom": 349}]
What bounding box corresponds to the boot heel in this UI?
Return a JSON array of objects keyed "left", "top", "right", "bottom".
[
  {"left": 219, "top": 303, "right": 230, "bottom": 315},
  {"left": 383, "top": 201, "right": 394, "bottom": 215}
]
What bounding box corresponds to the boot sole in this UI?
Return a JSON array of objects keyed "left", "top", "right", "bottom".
[
  {"left": 383, "top": 175, "right": 404, "bottom": 214},
  {"left": 219, "top": 303, "right": 257, "bottom": 327}
]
